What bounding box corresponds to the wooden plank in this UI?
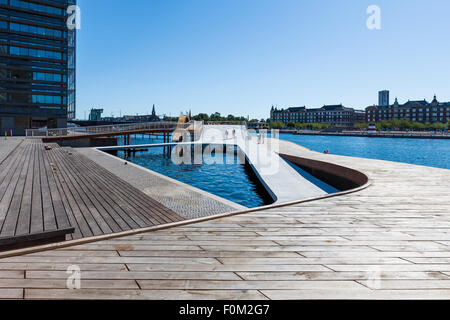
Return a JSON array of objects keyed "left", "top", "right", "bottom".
[
  {"left": 30, "top": 141, "right": 43, "bottom": 234},
  {"left": 26, "top": 270, "right": 240, "bottom": 280},
  {"left": 43, "top": 148, "right": 85, "bottom": 240},
  {"left": 42, "top": 146, "right": 183, "bottom": 239},
  {"left": 3, "top": 256, "right": 222, "bottom": 265},
  {"left": 0, "top": 289, "right": 23, "bottom": 299},
  {"left": 38, "top": 142, "right": 57, "bottom": 232},
  {"left": 25, "top": 288, "right": 266, "bottom": 300},
  {"left": 0, "top": 278, "right": 139, "bottom": 289},
  {"left": 0, "top": 262, "right": 127, "bottom": 271},
  {"left": 15, "top": 141, "right": 36, "bottom": 235},
  {"left": 46, "top": 149, "right": 115, "bottom": 234},
  {"left": 0, "top": 141, "right": 25, "bottom": 187},
  {"left": 69, "top": 149, "right": 182, "bottom": 224},
  {"left": 41, "top": 145, "right": 71, "bottom": 231},
  {"left": 1, "top": 142, "right": 35, "bottom": 236},
  {"left": 136, "top": 279, "right": 365, "bottom": 290},
  {"left": 48, "top": 149, "right": 121, "bottom": 233},
  {"left": 51, "top": 149, "right": 141, "bottom": 230},
  {"left": 0, "top": 143, "right": 31, "bottom": 226},
  {"left": 71, "top": 157, "right": 173, "bottom": 224},
  {"left": 45, "top": 149, "right": 104, "bottom": 237},
  {"left": 61, "top": 149, "right": 164, "bottom": 228}
]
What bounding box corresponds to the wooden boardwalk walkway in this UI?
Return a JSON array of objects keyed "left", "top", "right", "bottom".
[
  {"left": 0, "top": 140, "right": 182, "bottom": 250},
  {"left": 0, "top": 138, "right": 448, "bottom": 299}
]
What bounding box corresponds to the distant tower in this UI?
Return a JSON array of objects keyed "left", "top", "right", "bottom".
[
  {"left": 189, "top": 110, "right": 192, "bottom": 118},
  {"left": 151, "top": 104, "right": 156, "bottom": 116},
  {"left": 378, "top": 90, "right": 390, "bottom": 107}
]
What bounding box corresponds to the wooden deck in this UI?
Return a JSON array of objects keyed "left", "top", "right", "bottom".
[
  {"left": 0, "top": 138, "right": 448, "bottom": 299},
  {"left": 0, "top": 139, "right": 182, "bottom": 250}
]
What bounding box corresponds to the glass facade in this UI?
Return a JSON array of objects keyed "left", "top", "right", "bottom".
[{"left": 0, "top": 0, "right": 75, "bottom": 134}]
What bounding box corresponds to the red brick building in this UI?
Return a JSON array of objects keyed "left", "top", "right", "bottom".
[
  {"left": 270, "top": 105, "right": 364, "bottom": 126},
  {"left": 366, "top": 95, "right": 450, "bottom": 124}
]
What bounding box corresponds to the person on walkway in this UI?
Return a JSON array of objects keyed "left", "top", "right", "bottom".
[
  {"left": 224, "top": 130, "right": 228, "bottom": 140},
  {"left": 257, "top": 133, "right": 261, "bottom": 144},
  {"left": 232, "top": 129, "right": 236, "bottom": 138}
]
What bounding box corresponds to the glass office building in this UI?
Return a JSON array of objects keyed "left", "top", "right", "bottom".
[{"left": 0, "top": 0, "right": 75, "bottom": 135}]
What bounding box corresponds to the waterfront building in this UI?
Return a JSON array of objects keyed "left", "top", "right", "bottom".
[
  {"left": 366, "top": 95, "right": 450, "bottom": 124},
  {"left": 121, "top": 105, "right": 160, "bottom": 122},
  {"left": 270, "top": 104, "right": 365, "bottom": 126},
  {"left": 88, "top": 108, "right": 103, "bottom": 121},
  {"left": 0, "top": 0, "right": 76, "bottom": 135}
]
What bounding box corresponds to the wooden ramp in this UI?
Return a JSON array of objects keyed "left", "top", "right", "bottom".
[{"left": 0, "top": 140, "right": 183, "bottom": 251}]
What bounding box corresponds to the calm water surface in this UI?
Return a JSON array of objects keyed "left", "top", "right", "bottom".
[
  {"left": 115, "top": 145, "right": 273, "bottom": 208},
  {"left": 279, "top": 133, "right": 450, "bottom": 170}
]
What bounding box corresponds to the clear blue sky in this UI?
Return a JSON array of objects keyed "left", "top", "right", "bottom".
[{"left": 75, "top": 0, "right": 450, "bottom": 120}]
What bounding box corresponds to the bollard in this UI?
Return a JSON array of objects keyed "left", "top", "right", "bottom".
[
  {"left": 10, "top": 130, "right": 12, "bottom": 137},
  {"left": 4, "top": 131, "right": 6, "bottom": 140}
]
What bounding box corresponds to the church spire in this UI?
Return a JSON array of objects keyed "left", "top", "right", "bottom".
[{"left": 151, "top": 104, "right": 156, "bottom": 116}]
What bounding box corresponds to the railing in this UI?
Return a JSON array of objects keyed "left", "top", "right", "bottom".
[
  {"left": 26, "top": 121, "right": 182, "bottom": 138},
  {"left": 293, "top": 129, "right": 450, "bottom": 138},
  {"left": 205, "top": 121, "right": 248, "bottom": 126}
]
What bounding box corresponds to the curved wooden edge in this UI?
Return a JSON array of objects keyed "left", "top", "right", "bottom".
[
  {"left": 280, "top": 153, "right": 369, "bottom": 191},
  {"left": 0, "top": 153, "right": 371, "bottom": 259}
]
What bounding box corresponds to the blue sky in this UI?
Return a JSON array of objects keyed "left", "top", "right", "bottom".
[{"left": 75, "top": 0, "right": 450, "bottom": 120}]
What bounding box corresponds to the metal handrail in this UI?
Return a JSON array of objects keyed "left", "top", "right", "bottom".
[
  {"left": 205, "top": 121, "right": 248, "bottom": 126},
  {"left": 26, "top": 121, "right": 182, "bottom": 138},
  {"left": 294, "top": 130, "right": 450, "bottom": 137}
]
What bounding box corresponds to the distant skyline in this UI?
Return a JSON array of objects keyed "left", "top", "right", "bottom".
[{"left": 76, "top": 0, "right": 450, "bottom": 120}]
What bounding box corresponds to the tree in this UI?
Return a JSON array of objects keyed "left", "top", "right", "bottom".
[
  {"left": 286, "top": 122, "right": 296, "bottom": 128},
  {"left": 354, "top": 122, "right": 368, "bottom": 130},
  {"left": 432, "top": 122, "right": 445, "bottom": 131},
  {"left": 412, "top": 122, "right": 425, "bottom": 131},
  {"left": 270, "top": 121, "right": 285, "bottom": 129},
  {"left": 192, "top": 113, "right": 209, "bottom": 121}
]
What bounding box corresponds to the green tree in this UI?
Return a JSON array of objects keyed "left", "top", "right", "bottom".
[
  {"left": 432, "top": 122, "right": 445, "bottom": 131},
  {"left": 286, "top": 122, "right": 296, "bottom": 128},
  {"left": 270, "top": 121, "right": 285, "bottom": 129},
  {"left": 354, "top": 122, "right": 368, "bottom": 130},
  {"left": 412, "top": 122, "right": 425, "bottom": 131}
]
